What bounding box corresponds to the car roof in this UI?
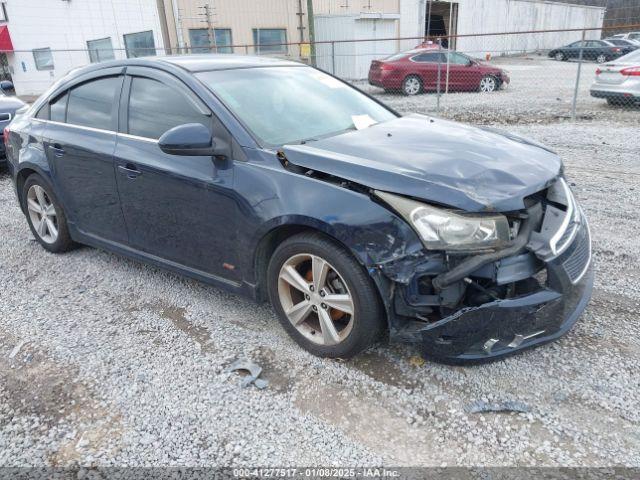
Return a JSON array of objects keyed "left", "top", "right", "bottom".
[
  {"left": 63, "top": 54, "right": 305, "bottom": 80},
  {"left": 158, "top": 54, "right": 303, "bottom": 72}
]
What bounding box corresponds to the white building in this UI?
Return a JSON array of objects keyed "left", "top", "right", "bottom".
[
  {"left": 315, "top": 0, "right": 606, "bottom": 79},
  {"left": 0, "top": 0, "right": 167, "bottom": 97}
]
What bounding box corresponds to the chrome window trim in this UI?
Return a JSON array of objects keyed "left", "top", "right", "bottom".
[
  {"left": 31, "top": 118, "right": 159, "bottom": 143},
  {"left": 31, "top": 118, "right": 116, "bottom": 136},
  {"left": 117, "top": 132, "right": 159, "bottom": 143}
]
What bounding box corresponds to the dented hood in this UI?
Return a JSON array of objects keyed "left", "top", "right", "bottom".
[{"left": 282, "top": 114, "right": 562, "bottom": 212}]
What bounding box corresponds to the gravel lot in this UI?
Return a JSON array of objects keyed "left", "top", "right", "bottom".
[{"left": 1, "top": 56, "right": 639, "bottom": 467}]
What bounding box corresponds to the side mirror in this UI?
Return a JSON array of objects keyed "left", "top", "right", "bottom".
[
  {"left": 0, "top": 80, "right": 14, "bottom": 94},
  {"left": 159, "top": 123, "right": 216, "bottom": 156}
]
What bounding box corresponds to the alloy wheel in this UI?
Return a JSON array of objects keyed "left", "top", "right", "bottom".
[
  {"left": 596, "top": 54, "right": 607, "bottom": 63},
  {"left": 479, "top": 76, "right": 497, "bottom": 92},
  {"left": 277, "top": 253, "right": 355, "bottom": 346},
  {"left": 555, "top": 52, "right": 565, "bottom": 61},
  {"left": 403, "top": 77, "right": 421, "bottom": 95},
  {"left": 26, "top": 185, "right": 59, "bottom": 244}
]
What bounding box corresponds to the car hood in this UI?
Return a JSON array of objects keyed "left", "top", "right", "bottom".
[{"left": 282, "top": 114, "right": 562, "bottom": 212}]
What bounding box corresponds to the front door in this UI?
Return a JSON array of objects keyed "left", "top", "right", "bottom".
[
  {"left": 44, "top": 73, "right": 128, "bottom": 244},
  {"left": 114, "top": 68, "right": 240, "bottom": 282}
]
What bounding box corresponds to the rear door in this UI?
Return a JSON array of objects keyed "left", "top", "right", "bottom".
[
  {"left": 43, "top": 70, "right": 128, "bottom": 243},
  {"left": 411, "top": 52, "right": 446, "bottom": 90},
  {"left": 114, "top": 67, "right": 240, "bottom": 282}
]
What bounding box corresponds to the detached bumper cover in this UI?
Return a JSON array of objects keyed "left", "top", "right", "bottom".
[{"left": 401, "top": 222, "right": 593, "bottom": 361}]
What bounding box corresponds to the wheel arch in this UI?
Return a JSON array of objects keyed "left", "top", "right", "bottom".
[
  {"left": 252, "top": 219, "right": 362, "bottom": 303},
  {"left": 15, "top": 165, "right": 52, "bottom": 214}
]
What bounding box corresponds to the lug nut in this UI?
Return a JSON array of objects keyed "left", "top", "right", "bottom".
[
  {"left": 312, "top": 305, "right": 318, "bottom": 311},
  {"left": 305, "top": 294, "right": 310, "bottom": 300},
  {"left": 309, "top": 285, "right": 314, "bottom": 292},
  {"left": 321, "top": 303, "right": 327, "bottom": 309},
  {"left": 320, "top": 291, "right": 325, "bottom": 297}
]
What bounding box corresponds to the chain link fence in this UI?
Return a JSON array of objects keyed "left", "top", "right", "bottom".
[{"left": 10, "top": 24, "right": 640, "bottom": 124}]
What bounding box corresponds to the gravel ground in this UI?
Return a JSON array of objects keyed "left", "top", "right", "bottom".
[{"left": 1, "top": 60, "right": 639, "bottom": 467}]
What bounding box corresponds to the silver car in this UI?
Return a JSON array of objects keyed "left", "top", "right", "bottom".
[{"left": 591, "top": 49, "right": 640, "bottom": 105}]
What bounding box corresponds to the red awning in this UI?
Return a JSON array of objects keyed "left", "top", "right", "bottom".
[{"left": 0, "top": 26, "right": 13, "bottom": 52}]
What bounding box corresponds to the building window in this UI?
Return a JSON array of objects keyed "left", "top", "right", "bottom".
[
  {"left": 33, "top": 48, "right": 54, "bottom": 70},
  {"left": 188, "top": 28, "right": 233, "bottom": 53},
  {"left": 124, "top": 31, "right": 156, "bottom": 58},
  {"left": 252, "top": 29, "right": 287, "bottom": 54},
  {"left": 87, "top": 38, "right": 115, "bottom": 63}
]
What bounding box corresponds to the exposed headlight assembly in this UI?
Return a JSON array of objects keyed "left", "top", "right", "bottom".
[{"left": 375, "top": 190, "right": 511, "bottom": 251}]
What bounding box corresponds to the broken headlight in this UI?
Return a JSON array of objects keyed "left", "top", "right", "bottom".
[{"left": 375, "top": 191, "right": 510, "bottom": 251}]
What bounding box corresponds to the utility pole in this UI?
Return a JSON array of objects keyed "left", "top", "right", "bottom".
[
  {"left": 199, "top": 3, "right": 217, "bottom": 53},
  {"left": 306, "top": 0, "right": 316, "bottom": 66}
]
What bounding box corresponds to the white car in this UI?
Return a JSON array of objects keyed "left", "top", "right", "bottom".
[
  {"left": 591, "top": 49, "right": 640, "bottom": 106},
  {"left": 610, "top": 32, "right": 640, "bottom": 46}
]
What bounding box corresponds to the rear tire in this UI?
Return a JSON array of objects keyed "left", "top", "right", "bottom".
[
  {"left": 402, "top": 75, "right": 422, "bottom": 96},
  {"left": 554, "top": 51, "right": 566, "bottom": 61},
  {"left": 596, "top": 54, "right": 608, "bottom": 64},
  {"left": 267, "top": 232, "right": 385, "bottom": 358},
  {"left": 21, "top": 173, "right": 74, "bottom": 253}
]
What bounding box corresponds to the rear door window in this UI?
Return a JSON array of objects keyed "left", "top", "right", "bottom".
[
  {"left": 66, "top": 76, "right": 121, "bottom": 131},
  {"left": 412, "top": 52, "right": 445, "bottom": 63},
  {"left": 127, "top": 77, "right": 209, "bottom": 140}
]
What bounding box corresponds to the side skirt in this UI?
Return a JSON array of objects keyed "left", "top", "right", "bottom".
[{"left": 69, "top": 225, "right": 258, "bottom": 299}]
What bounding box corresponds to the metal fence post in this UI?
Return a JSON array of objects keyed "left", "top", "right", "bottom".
[
  {"left": 571, "top": 29, "right": 586, "bottom": 122},
  {"left": 331, "top": 41, "right": 336, "bottom": 75},
  {"left": 436, "top": 38, "right": 442, "bottom": 114}
]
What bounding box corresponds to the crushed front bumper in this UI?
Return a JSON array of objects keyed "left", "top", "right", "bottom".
[{"left": 393, "top": 215, "right": 593, "bottom": 363}]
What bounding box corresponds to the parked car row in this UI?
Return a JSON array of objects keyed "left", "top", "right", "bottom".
[{"left": 549, "top": 39, "right": 636, "bottom": 64}]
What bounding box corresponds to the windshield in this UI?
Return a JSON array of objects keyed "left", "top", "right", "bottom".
[{"left": 196, "top": 66, "right": 397, "bottom": 146}]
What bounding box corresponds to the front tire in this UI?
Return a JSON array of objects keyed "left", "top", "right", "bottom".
[
  {"left": 21, "top": 173, "right": 74, "bottom": 253},
  {"left": 402, "top": 75, "right": 422, "bottom": 96},
  {"left": 479, "top": 75, "right": 498, "bottom": 93},
  {"left": 267, "top": 232, "right": 384, "bottom": 358}
]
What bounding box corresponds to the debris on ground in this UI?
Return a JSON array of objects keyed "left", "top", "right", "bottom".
[
  {"left": 9, "top": 340, "right": 27, "bottom": 359},
  {"left": 226, "top": 358, "right": 269, "bottom": 389},
  {"left": 467, "top": 400, "right": 532, "bottom": 414},
  {"left": 408, "top": 355, "right": 426, "bottom": 368}
]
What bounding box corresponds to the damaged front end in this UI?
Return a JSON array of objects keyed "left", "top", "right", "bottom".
[{"left": 378, "top": 178, "right": 593, "bottom": 362}]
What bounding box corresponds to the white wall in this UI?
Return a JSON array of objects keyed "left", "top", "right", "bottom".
[
  {"left": 3, "top": 0, "right": 164, "bottom": 97},
  {"left": 315, "top": 14, "right": 399, "bottom": 79},
  {"left": 441, "top": 0, "right": 606, "bottom": 56}
]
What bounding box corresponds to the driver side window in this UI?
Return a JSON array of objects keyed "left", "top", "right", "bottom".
[{"left": 128, "top": 77, "right": 209, "bottom": 139}]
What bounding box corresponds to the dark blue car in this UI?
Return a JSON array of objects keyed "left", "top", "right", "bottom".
[{"left": 4, "top": 55, "right": 593, "bottom": 362}]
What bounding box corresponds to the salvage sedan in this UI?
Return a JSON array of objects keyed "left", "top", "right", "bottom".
[{"left": 4, "top": 55, "right": 593, "bottom": 362}]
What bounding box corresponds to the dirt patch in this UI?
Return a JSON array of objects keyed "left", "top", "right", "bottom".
[
  {"left": 348, "top": 350, "right": 417, "bottom": 388},
  {"left": 127, "top": 300, "right": 216, "bottom": 353}
]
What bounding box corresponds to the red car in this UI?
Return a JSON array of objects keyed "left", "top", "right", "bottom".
[{"left": 369, "top": 49, "right": 510, "bottom": 95}]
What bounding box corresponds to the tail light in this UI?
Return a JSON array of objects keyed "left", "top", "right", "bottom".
[
  {"left": 621, "top": 66, "right": 640, "bottom": 76},
  {"left": 381, "top": 63, "right": 393, "bottom": 71},
  {"left": 3, "top": 127, "right": 9, "bottom": 145},
  {"left": 595, "top": 68, "right": 602, "bottom": 75},
  {"left": 611, "top": 47, "right": 621, "bottom": 52}
]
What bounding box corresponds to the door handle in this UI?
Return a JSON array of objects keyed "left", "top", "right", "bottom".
[
  {"left": 49, "top": 144, "right": 65, "bottom": 157},
  {"left": 118, "top": 163, "right": 142, "bottom": 179}
]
